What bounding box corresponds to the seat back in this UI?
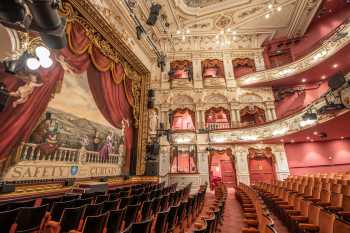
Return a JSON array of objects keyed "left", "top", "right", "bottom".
[
  {"left": 7, "top": 199, "right": 36, "bottom": 210},
  {"left": 151, "top": 196, "right": 162, "bottom": 213},
  {"left": 62, "top": 193, "right": 81, "bottom": 201},
  {"left": 160, "top": 195, "right": 169, "bottom": 212},
  {"left": 155, "top": 208, "right": 170, "bottom": 233},
  {"left": 318, "top": 210, "right": 335, "bottom": 233},
  {"left": 15, "top": 204, "right": 48, "bottom": 233},
  {"left": 108, "top": 192, "right": 120, "bottom": 201},
  {"left": 124, "top": 203, "right": 141, "bottom": 227},
  {"left": 167, "top": 204, "right": 179, "bottom": 231},
  {"left": 333, "top": 218, "right": 350, "bottom": 233},
  {"left": 50, "top": 199, "right": 76, "bottom": 222},
  {"left": 82, "top": 212, "right": 109, "bottom": 233},
  {"left": 95, "top": 195, "right": 108, "bottom": 204},
  {"left": 308, "top": 204, "right": 321, "bottom": 225},
  {"left": 60, "top": 205, "right": 86, "bottom": 232},
  {"left": 0, "top": 208, "right": 20, "bottom": 233},
  {"left": 106, "top": 207, "right": 126, "bottom": 233},
  {"left": 102, "top": 199, "right": 120, "bottom": 213},
  {"left": 42, "top": 196, "right": 63, "bottom": 211},
  {"left": 141, "top": 200, "right": 153, "bottom": 221},
  {"left": 75, "top": 197, "right": 94, "bottom": 207},
  {"left": 131, "top": 218, "right": 152, "bottom": 233},
  {"left": 120, "top": 197, "right": 130, "bottom": 209},
  {"left": 83, "top": 203, "right": 104, "bottom": 220}
]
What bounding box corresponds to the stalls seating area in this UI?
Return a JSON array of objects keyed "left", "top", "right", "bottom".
[
  {"left": 193, "top": 183, "right": 227, "bottom": 233},
  {"left": 236, "top": 183, "right": 278, "bottom": 233},
  {"left": 0, "top": 181, "right": 208, "bottom": 233},
  {"left": 254, "top": 172, "right": 350, "bottom": 233}
]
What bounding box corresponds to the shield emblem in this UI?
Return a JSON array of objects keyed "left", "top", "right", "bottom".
[
  {"left": 70, "top": 165, "right": 79, "bottom": 176},
  {"left": 340, "top": 87, "right": 350, "bottom": 109}
]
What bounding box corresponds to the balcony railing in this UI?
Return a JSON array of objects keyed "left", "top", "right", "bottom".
[
  {"left": 206, "top": 122, "right": 230, "bottom": 130},
  {"left": 237, "top": 19, "right": 350, "bottom": 86},
  {"left": 17, "top": 143, "right": 122, "bottom": 165}
]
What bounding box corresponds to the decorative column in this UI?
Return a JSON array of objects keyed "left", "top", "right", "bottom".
[
  {"left": 233, "top": 146, "right": 250, "bottom": 185},
  {"left": 159, "top": 135, "right": 171, "bottom": 185},
  {"left": 223, "top": 52, "right": 237, "bottom": 88},
  {"left": 160, "top": 104, "right": 170, "bottom": 129},
  {"left": 192, "top": 55, "right": 203, "bottom": 89},
  {"left": 273, "top": 145, "right": 290, "bottom": 181},
  {"left": 254, "top": 50, "right": 266, "bottom": 71},
  {"left": 230, "top": 103, "right": 241, "bottom": 127},
  {"left": 161, "top": 60, "right": 170, "bottom": 89},
  {"left": 266, "top": 102, "right": 277, "bottom": 121}
]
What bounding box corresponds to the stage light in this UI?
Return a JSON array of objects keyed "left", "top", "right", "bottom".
[
  {"left": 35, "top": 46, "right": 50, "bottom": 59},
  {"left": 300, "top": 112, "right": 317, "bottom": 127},
  {"left": 3, "top": 60, "right": 19, "bottom": 74},
  {"left": 39, "top": 56, "right": 53, "bottom": 68},
  {"left": 26, "top": 57, "right": 40, "bottom": 70}
]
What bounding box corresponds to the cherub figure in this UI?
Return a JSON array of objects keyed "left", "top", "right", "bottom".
[{"left": 10, "top": 72, "right": 43, "bottom": 107}]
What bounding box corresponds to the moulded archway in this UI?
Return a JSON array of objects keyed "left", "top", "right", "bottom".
[{"left": 208, "top": 148, "right": 237, "bottom": 189}]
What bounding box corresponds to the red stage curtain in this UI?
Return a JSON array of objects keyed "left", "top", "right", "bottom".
[
  {"left": 61, "top": 21, "right": 135, "bottom": 172},
  {"left": 0, "top": 64, "right": 64, "bottom": 164},
  {"left": 205, "top": 107, "right": 230, "bottom": 123},
  {"left": 201, "top": 59, "right": 225, "bottom": 79}
]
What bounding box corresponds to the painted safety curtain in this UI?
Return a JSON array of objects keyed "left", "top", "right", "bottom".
[
  {"left": 0, "top": 64, "right": 64, "bottom": 166},
  {"left": 61, "top": 21, "right": 134, "bottom": 172}
]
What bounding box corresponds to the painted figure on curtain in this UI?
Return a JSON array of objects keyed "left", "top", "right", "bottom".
[
  {"left": 28, "top": 72, "right": 124, "bottom": 157},
  {"left": 9, "top": 72, "right": 43, "bottom": 107}
]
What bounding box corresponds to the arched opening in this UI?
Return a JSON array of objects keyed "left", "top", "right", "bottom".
[
  {"left": 247, "top": 147, "right": 276, "bottom": 184},
  {"left": 240, "top": 105, "right": 266, "bottom": 126},
  {"left": 201, "top": 59, "right": 225, "bottom": 79},
  {"left": 169, "top": 60, "right": 193, "bottom": 81},
  {"left": 171, "top": 108, "right": 195, "bottom": 130},
  {"left": 170, "top": 145, "right": 197, "bottom": 173},
  {"left": 205, "top": 107, "right": 231, "bottom": 130},
  {"left": 232, "top": 58, "right": 256, "bottom": 78},
  {"left": 209, "top": 148, "right": 236, "bottom": 189}
]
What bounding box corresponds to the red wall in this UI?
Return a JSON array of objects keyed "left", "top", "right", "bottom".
[
  {"left": 263, "top": 6, "right": 350, "bottom": 67},
  {"left": 275, "top": 81, "right": 329, "bottom": 118},
  {"left": 285, "top": 139, "right": 350, "bottom": 175},
  {"left": 292, "top": 8, "right": 350, "bottom": 59}
]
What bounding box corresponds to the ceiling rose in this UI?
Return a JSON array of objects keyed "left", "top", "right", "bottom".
[{"left": 215, "top": 15, "right": 232, "bottom": 29}]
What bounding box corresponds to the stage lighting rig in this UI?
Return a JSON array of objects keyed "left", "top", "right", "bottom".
[{"left": 0, "top": 0, "right": 67, "bottom": 49}]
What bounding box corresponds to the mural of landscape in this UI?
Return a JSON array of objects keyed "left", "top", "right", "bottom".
[{"left": 29, "top": 72, "right": 123, "bottom": 154}]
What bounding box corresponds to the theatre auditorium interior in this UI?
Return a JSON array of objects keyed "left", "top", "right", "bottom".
[{"left": 2, "top": 0, "right": 350, "bottom": 233}]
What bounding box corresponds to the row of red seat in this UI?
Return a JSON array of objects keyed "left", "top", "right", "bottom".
[
  {"left": 236, "top": 183, "right": 278, "bottom": 233},
  {"left": 0, "top": 181, "right": 209, "bottom": 233},
  {"left": 254, "top": 173, "right": 350, "bottom": 233},
  {"left": 193, "top": 183, "right": 227, "bottom": 233}
]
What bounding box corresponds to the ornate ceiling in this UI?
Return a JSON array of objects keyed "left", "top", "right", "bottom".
[{"left": 88, "top": 0, "right": 322, "bottom": 62}]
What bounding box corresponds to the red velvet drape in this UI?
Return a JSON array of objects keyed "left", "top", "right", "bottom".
[
  {"left": 232, "top": 58, "right": 256, "bottom": 78},
  {"left": 0, "top": 64, "right": 64, "bottom": 164},
  {"left": 0, "top": 20, "right": 136, "bottom": 172},
  {"left": 60, "top": 21, "right": 135, "bottom": 172},
  {"left": 240, "top": 106, "right": 266, "bottom": 125}
]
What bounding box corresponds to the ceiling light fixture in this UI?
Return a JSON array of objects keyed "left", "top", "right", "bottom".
[
  {"left": 321, "top": 75, "right": 326, "bottom": 80},
  {"left": 333, "top": 64, "right": 339, "bottom": 68},
  {"left": 265, "top": 0, "right": 282, "bottom": 19},
  {"left": 302, "top": 78, "right": 307, "bottom": 82}
]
